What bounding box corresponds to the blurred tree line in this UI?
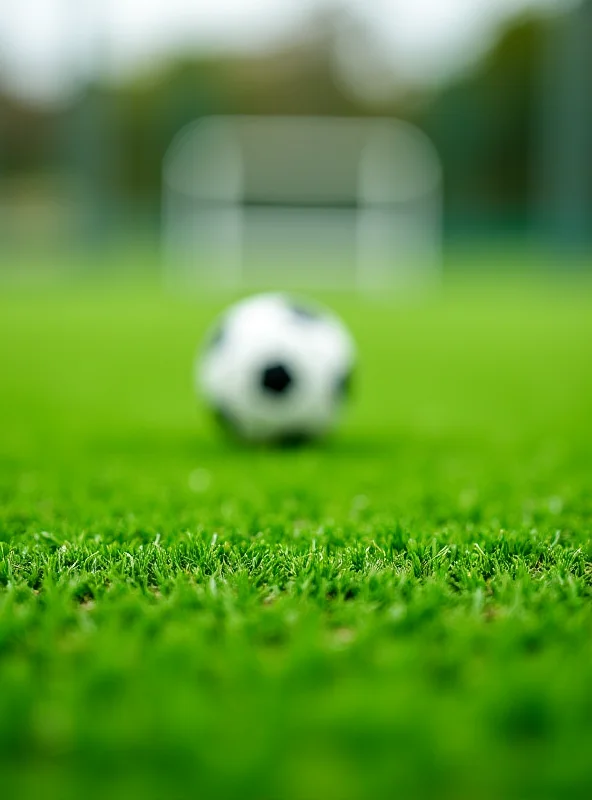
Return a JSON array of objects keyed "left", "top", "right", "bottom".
[{"left": 0, "top": 7, "right": 588, "bottom": 239}]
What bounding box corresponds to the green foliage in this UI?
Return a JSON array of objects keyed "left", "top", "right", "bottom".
[
  {"left": 0, "top": 10, "right": 556, "bottom": 226},
  {"left": 1, "top": 270, "right": 592, "bottom": 799},
  {"left": 421, "top": 16, "right": 548, "bottom": 223}
]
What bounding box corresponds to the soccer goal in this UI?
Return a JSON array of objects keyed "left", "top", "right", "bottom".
[{"left": 162, "top": 116, "right": 442, "bottom": 293}]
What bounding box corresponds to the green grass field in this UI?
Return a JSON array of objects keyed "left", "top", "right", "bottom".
[{"left": 1, "top": 272, "right": 592, "bottom": 799}]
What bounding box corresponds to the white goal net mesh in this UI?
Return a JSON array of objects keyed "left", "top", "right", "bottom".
[{"left": 163, "top": 116, "right": 442, "bottom": 293}]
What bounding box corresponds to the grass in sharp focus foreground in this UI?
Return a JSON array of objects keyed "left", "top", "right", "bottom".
[{"left": 1, "top": 271, "right": 592, "bottom": 799}]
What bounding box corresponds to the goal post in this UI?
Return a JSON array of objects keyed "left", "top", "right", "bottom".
[{"left": 162, "top": 116, "right": 443, "bottom": 293}]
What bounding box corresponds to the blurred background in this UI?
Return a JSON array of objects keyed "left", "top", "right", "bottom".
[{"left": 0, "top": 0, "right": 590, "bottom": 282}]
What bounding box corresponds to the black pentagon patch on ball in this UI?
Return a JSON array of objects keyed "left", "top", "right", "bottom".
[
  {"left": 335, "top": 368, "right": 353, "bottom": 399},
  {"left": 274, "top": 430, "right": 314, "bottom": 448},
  {"left": 212, "top": 404, "right": 238, "bottom": 433},
  {"left": 286, "top": 299, "right": 320, "bottom": 322},
  {"left": 261, "top": 363, "right": 293, "bottom": 395},
  {"left": 205, "top": 323, "right": 225, "bottom": 352}
]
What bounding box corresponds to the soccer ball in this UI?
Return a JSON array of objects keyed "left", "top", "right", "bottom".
[{"left": 197, "top": 294, "right": 355, "bottom": 443}]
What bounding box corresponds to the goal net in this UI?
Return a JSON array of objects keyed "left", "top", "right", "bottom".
[{"left": 163, "top": 116, "right": 442, "bottom": 293}]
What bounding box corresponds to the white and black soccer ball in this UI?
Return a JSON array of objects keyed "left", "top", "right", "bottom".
[{"left": 197, "top": 294, "right": 355, "bottom": 444}]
